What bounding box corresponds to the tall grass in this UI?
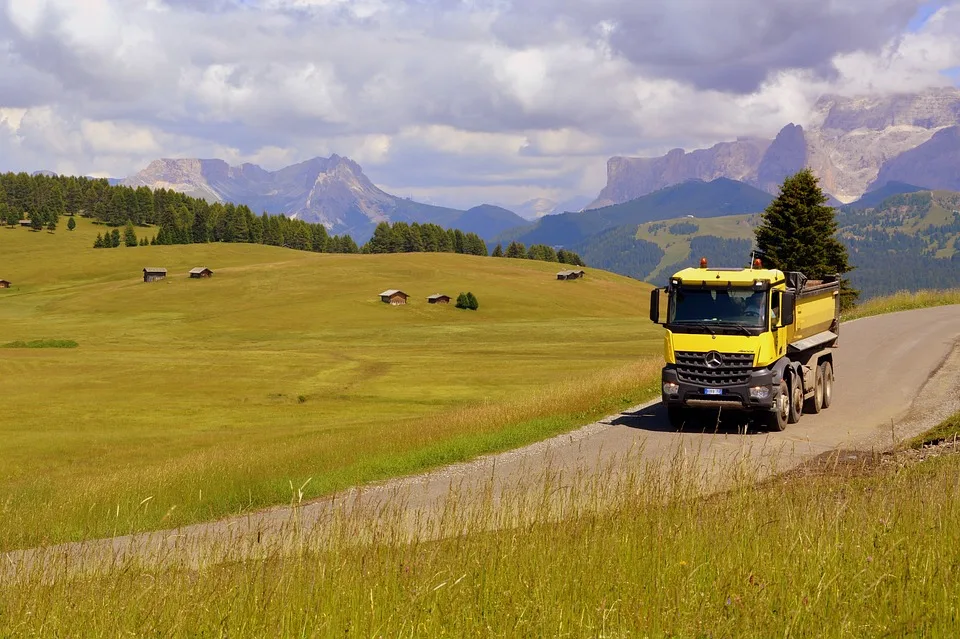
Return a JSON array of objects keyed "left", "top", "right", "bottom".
[
  {"left": 844, "top": 288, "right": 960, "bottom": 320},
  {"left": 0, "top": 358, "right": 662, "bottom": 551},
  {"left": 4, "top": 435, "right": 959, "bottom": 637}
]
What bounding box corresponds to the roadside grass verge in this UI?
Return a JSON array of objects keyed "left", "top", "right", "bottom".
[
  {"left": 844, "top": 288, "right": 960, "bottom": 321},
  {"left": 905, "top": 409, "right": 960, "bottom": 449},
  {"left": 4, "top": 432, "right": 959, "bottom": 637}
]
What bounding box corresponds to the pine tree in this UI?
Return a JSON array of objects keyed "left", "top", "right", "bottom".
[
  {"left": 755, "top": 169, "right": 858, "bottom": 308},
  {"left": 123, "top": 220, "right": 138, "bottom": 247},
  {"left": 93, "top": 233, "right": 104, "bottom": 248},
  {"left": 455, "top": 292, "right": 470, "bottom": 309},
  {"left": 492, "top": 244, "right": 504, "bottom": 257},
  {"left": 466, "top": 292, "right": 479, "bottom": 310},
  {"left": 46, "top": 220, "right": 56, "bottom": 232},
  {"left": 110, "top": 228, "right": 121, "bottom": 248},
  {"left": 67, "top": 216, "right": 76, "bottom": 231}
]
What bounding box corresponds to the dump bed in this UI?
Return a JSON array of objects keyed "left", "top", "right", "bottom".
[{"left": 787, "top": 272, "right": 840, "bottom": 345}]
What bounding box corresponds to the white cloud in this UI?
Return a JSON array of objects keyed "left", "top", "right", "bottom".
[{"left": 0, "top": 0, "right": 957, "bottom": 205}]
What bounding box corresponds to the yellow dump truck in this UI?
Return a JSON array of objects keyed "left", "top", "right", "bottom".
[{"left": 649, "top": 259, "right": 841, "bottom": 431}]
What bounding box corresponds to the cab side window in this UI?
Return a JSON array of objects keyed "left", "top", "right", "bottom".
[{"left": 770, "top": 291, "right": 781, "bottom": 327}]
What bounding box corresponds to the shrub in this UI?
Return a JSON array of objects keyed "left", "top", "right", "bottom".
[{"left": 466, "top": 292, "right": 479, "bottom": 310}]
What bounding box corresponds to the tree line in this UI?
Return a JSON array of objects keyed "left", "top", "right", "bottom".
[
  {"left": 491, "top": 241, "right": 585, "bottom": 266},
  {"left": 0, "top": 172, "right": 544, "bottom": 261},
  {"left": 364, "top": 221, "right": 488, "bottom": 256}
]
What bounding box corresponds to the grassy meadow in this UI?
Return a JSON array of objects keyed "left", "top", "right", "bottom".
[
  {"left": 0, "top": 217, "right": 662, "bottom": 549},
  {"left": 5, "top": 413, "right": 960, "bottom": 637}
]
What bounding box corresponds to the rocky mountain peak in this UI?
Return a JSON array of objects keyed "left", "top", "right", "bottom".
[{"left": 589, "top": 87, "right": 960, "bottom": 207}]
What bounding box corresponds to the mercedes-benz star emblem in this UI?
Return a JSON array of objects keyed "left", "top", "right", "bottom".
[{"left": 704, "top": 351, "right": 723, "bottom": 368}]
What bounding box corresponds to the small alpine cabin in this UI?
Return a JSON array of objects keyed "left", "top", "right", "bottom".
[
  {"left": 143, "top": 267, "right": 167, "bottom": 283},
  {"left": 380, "top": 290, "right": 409, "bottom": 305},
  {"left": 427, "top": 294, "right": 451, "bottom": 304},
  {"left": 0, "top": 279, "right": 10, "bottom": 289},
  {"left": 189, "top": 267, "right": 214, "bottom": 279}
]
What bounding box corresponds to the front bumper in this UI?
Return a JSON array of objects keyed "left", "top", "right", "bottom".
[{"left": 661, "top": 365, "right": 777, "bottom": 411}]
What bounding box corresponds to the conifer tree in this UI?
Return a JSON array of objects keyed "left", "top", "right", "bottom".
[
  {"left": 466, "top": 292, "right": 479, "bottom": 310},
  {"left": 755, "top": 169, "right": 858, "bottom": 308},
  {"left": 93, "top": 233, "right": 104, "bottom": 248},
  {"left": 46, "top": 220, "right": 56, "bottom": 232},
  {"left": 110, "top": 228, "right": 121, "bottom": 248},
  {"left": 67, "top": 216, "right": 76, "bottom": 231},
  {"left": 123, "top": 220, "right": 138, "bottom": 247},
  {"left": 492, "top": 244, "right": 504, "bottom": 257},
  {"left": 456, "top": 292, "right": 469, "bottom": 309}
]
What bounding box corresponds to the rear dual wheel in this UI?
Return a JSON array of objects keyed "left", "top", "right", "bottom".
[{"left": 820, "top": 361, "right": 834, "bottom": 409}]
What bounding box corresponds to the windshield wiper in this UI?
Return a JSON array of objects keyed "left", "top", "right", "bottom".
[
  {"left": 672, "top": 320, "right": 716, "bottom": 337},
  {"left": 716, "top": 322, "right": 753, "bottom": 336}
]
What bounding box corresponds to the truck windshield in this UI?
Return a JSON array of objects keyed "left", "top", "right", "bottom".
[{"left": 669, "top": 288, "right": 767, "bottom": 328}]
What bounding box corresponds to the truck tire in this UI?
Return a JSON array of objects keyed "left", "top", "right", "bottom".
[
  {"left": 820, "top": 361, "right": 834, "bottom": 409},
  {"left": 788, "top": 374, "right": 803, "bottom": 424},
  {"left": 666, "top": 405, "right": 689, "bottom": 431},
  {"left": 805, "top": 365, "right": 824, "bottom": 414},
  {"left": 762, "top": 379, "right": 789, "bottom": 432}
]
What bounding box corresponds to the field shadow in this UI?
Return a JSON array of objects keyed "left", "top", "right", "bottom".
[{"left": 613, "top": 403, "right": 763, "bottom": 435}]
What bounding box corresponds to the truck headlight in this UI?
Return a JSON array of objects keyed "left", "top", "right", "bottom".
[
  {"left": 663, "top": 382, "right": 680, "bottom": 396},
  {"left": 749, "top": 386, "right": 771, "bottom": 400}
]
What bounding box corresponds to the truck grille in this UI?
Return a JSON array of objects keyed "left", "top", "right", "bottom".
[{"left": 675, "top": 351, "right": 754, "bottom": 387}]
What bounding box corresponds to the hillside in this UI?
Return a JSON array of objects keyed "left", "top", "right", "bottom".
[
  {"left": 502, "top": 178, "right": 772, "bottom": 248},
  {"left": 578, "top": 189, "right": 960, "bottom": 298},
  {"left": 0, "top": 217, "right": 657, "bottom": 549},
  {"left": 122, "top": 156, "right": 526, "bottom": 242}
]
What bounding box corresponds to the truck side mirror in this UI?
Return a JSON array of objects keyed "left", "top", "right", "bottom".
[
  {"left": 649, "top": 288, "right": 661, "bottom": 324},
  {"left": 780, "top": 290, "right": 796, "bottom": 326}
]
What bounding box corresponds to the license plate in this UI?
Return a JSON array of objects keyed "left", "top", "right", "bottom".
[{"left": 704, "top": 388, "right": 723, "bottom": 396}]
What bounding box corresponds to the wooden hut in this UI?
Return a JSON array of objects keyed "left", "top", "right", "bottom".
[
  {"left": 557, "top": 270, "right": 585, "bottom": 280},
  {"left": 189, "top": 267, "right": 214, "bottom": 279},
  {"left": 0, "top": 279, "right": 10, "bottom": 289},
  {"left": 18, "top": 220, "right": 31, "bottom": 227},
  {"left": 143, "top": 267, "right": 167, "bottom": 283},
  {"left": 427, "top": 294, "right": 451, "bottom": 304},
  {"left": 379, "top": 290, "right": 409, "bottom": 305}
]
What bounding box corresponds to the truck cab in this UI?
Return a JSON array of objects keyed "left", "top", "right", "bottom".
[{"left": 649, "top": 259, "right": 840, "bottom": 431}]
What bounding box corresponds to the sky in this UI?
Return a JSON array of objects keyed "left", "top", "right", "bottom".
[{"left": 1, "top": 0, "right": 959, "bottom": 208}]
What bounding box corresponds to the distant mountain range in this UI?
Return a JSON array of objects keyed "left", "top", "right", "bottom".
[
  {"left": 121, "top": 156, "right": 529, "bottom": 242},
  {"left": 499, "top": 177, "right": 773, "bottom": 249},
  {"left": 588, "top": 87, "right": 960, "bottom": 209},
  {"left": 507, "top": 195, "right": 593, "bottom": 220}
]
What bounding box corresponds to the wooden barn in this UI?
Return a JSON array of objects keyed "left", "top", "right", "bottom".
[
  {"left": 380, "top": 290, "right": 409, "bottom": 305},
  {"left": 143, "top": 267, "right": 167, "bottom": 283},
  {"left": 427, "top": 294, "right": 451, "bottom": 304},
  {"left": 0, "top": 279, "right": 10, "bottom": 289},
  {"left": 557, "top": 269, "right": 586, "bottom": 280},
  {"left": 189, "top": 267, "right": 214, "bottom": 279},
  {"left": 18, "top": 220, "right": 31, "bottom": 227}
]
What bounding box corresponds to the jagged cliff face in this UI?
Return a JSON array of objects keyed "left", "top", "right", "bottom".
[
  {"left": 123, "top": 155, "right": 396, "bottom": 235},
  {"left": 589, "top": 138, "right": 770, "bottom": 209},
  {"left": 588, "top": 87, "right": 960, "bottom": 208}
]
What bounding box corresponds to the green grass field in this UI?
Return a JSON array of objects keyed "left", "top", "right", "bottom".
[
  {"left": 6, "top": 412, "right": 960, "bottom": 637},
  {"left": 0, "top": 218, "right": 661, "bottom": 549}
]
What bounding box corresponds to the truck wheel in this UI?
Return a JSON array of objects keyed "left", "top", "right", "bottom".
[
  {"left": 666, "top": 406, "right": 688, "bottom": 431},
  {"left": 820, "top": 361, "right": 834, "bottom": 409},
  {"left": 788, "top": 375, "right": 803, "bottom": 424},
  {"left": 762, "top": 380, "right": 789, "bottom": 432},
  {"left": 805, "top": 365, "right": 824, "bottom": 414}
]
